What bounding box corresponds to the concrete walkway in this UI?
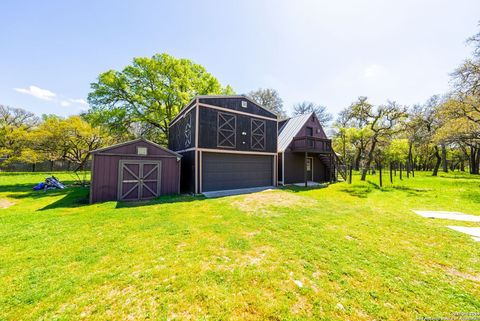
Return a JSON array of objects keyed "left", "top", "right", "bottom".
[
  {"left": 292, "top": 181, "right": 326, "bottom": 187},
  {"left": 202, "top": 186, "right": 275, "bottom": 198},
  {"left": 412, "top": 210, "right": 480, "bottom": 222},
  {"left": 412, "top": 210, "right": 480, "bottom": 242},
  {"left": 447, "top": 226, "right": 480, "bottom": 242}
]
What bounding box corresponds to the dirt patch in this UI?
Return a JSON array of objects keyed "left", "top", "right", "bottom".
[
  {"left": 435, "top": 263, "right": 480, "bottom": 283},
  {"left": 0, "top": 198, "right": 15, "bottom": 209},
  {"left": 291, "top": 295, "right": 313, "bottom": 315},
  {"left": 231, "top": 190, "right": 316, "bottom": 216}
]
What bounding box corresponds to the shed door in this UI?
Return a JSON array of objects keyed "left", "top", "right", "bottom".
[
  {"left": 202, "top": 152, "right": 273, "bottom": 192},
  {"left": 118, "top": 160, "right": 162, "bottom": 200}
]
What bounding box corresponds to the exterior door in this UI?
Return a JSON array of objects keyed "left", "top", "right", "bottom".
[
  {"left": 306, "top": 157, "right": 313, "bottom": 181},
  {"left": 202, "top": 152, "right": 273, "bottom": 192},
  {"left": 118, "top": 160, "right": 162, "bottom": 200}
]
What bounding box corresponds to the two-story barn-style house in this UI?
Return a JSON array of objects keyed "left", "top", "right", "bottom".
[{"left": 168, "top": 96, "right": 278, "bottom": 194}]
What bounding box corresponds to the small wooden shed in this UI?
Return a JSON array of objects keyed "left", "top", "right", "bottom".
[{"left": 90, "top": 138, "right": 181, "bottom": 203}]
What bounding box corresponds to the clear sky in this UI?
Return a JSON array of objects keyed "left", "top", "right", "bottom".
[{"left": 1, "top": 0, "right": 479, "bottom": 118}]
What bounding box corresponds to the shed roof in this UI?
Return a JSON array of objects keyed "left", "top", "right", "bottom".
[
  {"left": 277, "top": 113, "right": 313, "bottom": 152},
  {"left": 90, "top": 138, "right": 182, "bottom": 157}
]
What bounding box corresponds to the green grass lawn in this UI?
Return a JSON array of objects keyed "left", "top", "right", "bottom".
[{"left": 0, "top": 171, "right": 479, "bottom": 320}]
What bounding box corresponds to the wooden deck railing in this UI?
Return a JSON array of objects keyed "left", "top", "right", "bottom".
[{"left": 290, "top": 136, "right": 332, "bottom": 153}]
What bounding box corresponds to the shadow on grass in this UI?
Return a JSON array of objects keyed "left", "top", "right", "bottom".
[
  {"left": 5, "top": 186, "right": 90, "bottom": 211},
  {"left": 391, "top": 185, "right": 429, "bottom": 193},
  {"left": 341, "top": 184, "right": 375, "bottom": 198},
  {"left": 280, "top": 183, "right": 330, "bottom": 194},
  {"left": 115, "top": 194, "right": 205, "bottom": 208}
]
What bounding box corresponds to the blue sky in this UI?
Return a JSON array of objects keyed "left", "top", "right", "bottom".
[{"left": 1, "top": 0, "right": 479, "bottom": 118}]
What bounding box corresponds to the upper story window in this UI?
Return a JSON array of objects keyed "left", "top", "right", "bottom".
[
  {"left": 241, "top": 101, "right": 248, "bottom": 108},
  {"left": 306, "top": 126, "right": 313, "bottom": 137},
  {"left": 251, "top": 119, "right": 266, "bottom": 150},
  {"left": 217, "top": 112, "right": 236, "bottom": 148}
]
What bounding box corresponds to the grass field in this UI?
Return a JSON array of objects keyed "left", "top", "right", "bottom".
[{"left": 0, "top": 171, "right": 479, "bottom": 320}]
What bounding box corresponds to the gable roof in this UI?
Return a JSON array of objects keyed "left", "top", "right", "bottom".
[
  {"left": 90, "top": 137, "right": 182, "bottom": 157},
  {"left": 277, "top": 113, "right": 314, "bottom": 152},
  {"left": 169, "top": 95, "right": 277, "bottom": 126}
]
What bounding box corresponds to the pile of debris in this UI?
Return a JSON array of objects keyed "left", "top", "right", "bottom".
[{"left": 33, "top": 176, "right": 66, "bottom": 191}]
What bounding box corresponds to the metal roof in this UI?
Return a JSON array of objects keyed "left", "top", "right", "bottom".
[{"left": 277, "top": 112, "right": 313, "bottom": 152}]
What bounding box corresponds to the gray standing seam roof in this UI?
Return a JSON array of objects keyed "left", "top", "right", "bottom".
[{"left": 277, "top": 112, "right": 313, "bottom": 152}]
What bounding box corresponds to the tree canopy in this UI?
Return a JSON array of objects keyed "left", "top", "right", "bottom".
[
  {"left": 86, "top": 53, "right": 234, "bottom": 144},
  {"left": 247, "top": 88, "right": 286, "bottom": 118},
  {"left": 292, "top": 101, "right": 332, "bottom": 125}
]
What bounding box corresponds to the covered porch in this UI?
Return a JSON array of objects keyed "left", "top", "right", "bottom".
[{"left": 280, "top": 136, "right": 338, "bottom": 187}]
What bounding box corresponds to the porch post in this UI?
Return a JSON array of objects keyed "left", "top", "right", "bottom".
[
  {"left": 330, "top": 152, "right": 333, "bottom": 182},
  {"left": 304, "top": 152, "right": 308, "bottom": 187}
]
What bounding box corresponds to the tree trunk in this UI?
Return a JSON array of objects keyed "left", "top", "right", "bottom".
[
  {"left": 32, "top": 163, "right": 36, "bottom": 172},
  {"left": 361, "top": 140, "right": 377, "bottom": 181},
  {"left": 472, "top": 146, "right": 480, "bottom": 174},
  {"left": 400, "top": 163, "right": 402, "bottom": 180},
  {"left": 379, "top": 163, "right": 382, "bottom": 187},
  {"left": 390, "top": 163, "right": 393, "bottom": 184},
  {"left": 354, "top": 149, "right": 361, "bottom": 171},
  {"left": 441, "top": 143, "right": 448, "bottom": 173},
  {"left": 461, "top": 161, "right": 465, "bottom": 172},
  {"left": 432, "top": 146, "right": 442, "bottom": 176},
  {"left": 349, "top": 162, "right": 353, "bottom": 184}
]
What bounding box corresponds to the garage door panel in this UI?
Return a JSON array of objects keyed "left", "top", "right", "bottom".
[{"left": 202, "top": 153, "right": 273, "bottom": 192}]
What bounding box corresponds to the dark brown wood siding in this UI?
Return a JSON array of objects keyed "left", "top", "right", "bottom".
[
  {"left": 168, "top": 107, "right": 196, "bottom": 151},
  {"left": 283, "top": 152, "right": 328, "bottom": 184},
  {"left": 90, "top": 140, "right": 180, "bottom": 203},
  {"left": 198, "top": 97, "right": 277, "bottom": 119},
  {"left": 198, "top": 107, "right": 277, "bottom": 152},
  {"left": 285, "top": 114, "right": 328, "bottom": 153}
]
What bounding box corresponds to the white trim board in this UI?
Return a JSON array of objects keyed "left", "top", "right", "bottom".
[
  {"left": 198, "top": 148, "right": 276, "bottom": 156},
  {"left": 198, "top": 103, "right": 277, "bottom": 121}
]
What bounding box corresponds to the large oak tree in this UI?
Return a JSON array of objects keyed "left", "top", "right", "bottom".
[{"left": 86, "top": 53, "right": 234, "bottom": 144}]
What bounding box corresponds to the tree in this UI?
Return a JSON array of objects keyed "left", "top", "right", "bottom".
[
  {"left": 0, "top": 105, "right": 39, "bottom": 164},
  {"left": 87, "top": 53, "right": 234, "bottom": 144},
  {"left": 360, "top": 102, "right": 407, "bottom": 181},
  {"left": 31, "top": 116, "right": 112, "bottom": 183},
  {"left": 414, "top": 96, "right": 445, "bottom": 176},
  {"left": 436, "top": 98, "right": 480, "bottom": 174},
  {"left": 447, "top": 24, "right": 480, "bottom": 174},
  {"left": 342, "top": 97, "right": 374, "bottom": 170},
  {"left": 292, "top": 101, "right": 333, "bottom": 125},
  {"left": 247, "top": 88, "right": 286, "bottom": 118}
]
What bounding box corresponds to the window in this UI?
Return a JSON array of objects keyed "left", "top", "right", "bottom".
[
  {"left": 251, "top": 119, "right": 265, "bottom": 150},
  {"left": 184, "top": 113, "right": 192, "bottom": 147},
  {"left": 217, "top": 112, "right": 236, "bottom": 148},
  {"left": 241, "top": 101, "right": 248, "bottom": 108},
  {"left": 137, "top": 147, "right": 148, "bottom": 155},
  {"left": 306, "top": 127, "right": 313, "bottom": 136}
]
